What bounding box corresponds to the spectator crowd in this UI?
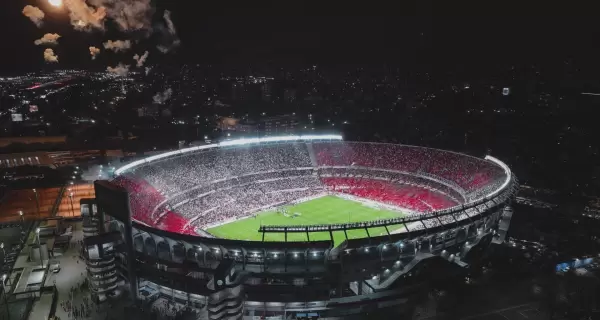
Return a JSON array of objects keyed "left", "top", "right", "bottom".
[{"left": 111, "top": 142, "right": 508, "bottom": 235}]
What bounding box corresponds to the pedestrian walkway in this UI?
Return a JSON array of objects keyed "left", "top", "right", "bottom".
[
  {"left": 28, "top": 291, "right": 53, "bottom": 320},
  {"left": 27, "top": 229, "right": 113, "bottom": 320}
]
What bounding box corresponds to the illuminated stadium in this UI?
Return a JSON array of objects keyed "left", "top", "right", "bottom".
[{"left": 84, "top": 135, "right": 519, "bottom": 319}]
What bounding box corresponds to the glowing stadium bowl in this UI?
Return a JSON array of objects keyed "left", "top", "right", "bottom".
[
  {"left": 103, "top": 135, "right": 517, "bottom": 315},
  {"left": 113, "top": 135, "right": 515, "bottom": 242}
]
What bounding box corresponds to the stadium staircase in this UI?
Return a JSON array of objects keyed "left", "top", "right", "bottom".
[
  {"left": 206, "top": 259, "right": 248, "bottom": 320},
  {"left": 370, "top": 253, "right": 435, "bottom": 291},
  {"left": 493, "top": 205, "right": 513, "bottom": 244},
  {"left": 306, "top": 142, "right": 319, "bottom": 168}
]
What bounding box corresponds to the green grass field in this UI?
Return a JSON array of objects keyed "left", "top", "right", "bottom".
[{"left": 207, "top": 195, "right": 404, "bottom": 245}]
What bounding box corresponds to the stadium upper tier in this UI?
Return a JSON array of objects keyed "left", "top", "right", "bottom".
[{"left": 112, "top": 136, "right": 513, "bottom": 236}]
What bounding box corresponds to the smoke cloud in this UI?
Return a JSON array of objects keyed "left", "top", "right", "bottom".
[
  {"left": 43, "top": 49, "right": 59, "bottom": 63},
  {"left": 164, "top": 10, "right": 177, "bottom": 35},
  {"left": 64, "top": 0, "right": 107, "bottom": 31},
  {"left": 153, "top": 88, "right": 173, "bottom": 104},
  {"left": 89, "top": 46, "right": 101, "bottom": 60},
  {"left": 156, "top": 10, "right": 180, "bottom": 53},
  {"left": 88, "top": 0, "right": 153, "bottom": 32},
  {"left": 22, "top": 5, "right": 45, "bottom": 27},
  {"left": 103, "top": 40, "right": 132, "bottom": 52},
  {"left": 34, "top": 33, "right": 61, "bottom": 46},
  {"left": 106, "top": 63, "right": 130, "bottom": 76},
  {"left": 133, "top": 51, "right": 149, "bottom": 67}
]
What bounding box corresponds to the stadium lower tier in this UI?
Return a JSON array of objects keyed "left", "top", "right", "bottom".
[
  {"left": 113, "top": 173, "right": 460, "bottom": 236},
  {"left": 320, "top": 177, "right": 458, "bottom": 212}
]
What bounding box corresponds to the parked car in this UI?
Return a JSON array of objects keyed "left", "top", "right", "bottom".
[{"left": 49, "top": 260, "right": 61, "bottom": 273}]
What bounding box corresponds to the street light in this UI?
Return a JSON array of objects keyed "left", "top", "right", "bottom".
[
  {"left": 35, "top": 228, "right": 43, "bottom": 268},
  {"left": 68, "top": 192, "right": 75, "bottom": 217},
  {"left": 1, "top": 274, "right": 9, "bottom": 319},
  {"left": 18, "top": 210, "right": 24, "bottom": 229},
  {"left": 32, "top": 189, "right": 40, "bottom": 218}
]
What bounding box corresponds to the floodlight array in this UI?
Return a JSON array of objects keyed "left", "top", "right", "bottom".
[{"left": 114, "top": 134, "right": 343, "bottom": 175}]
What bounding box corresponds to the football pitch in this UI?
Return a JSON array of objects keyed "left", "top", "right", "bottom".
[{"left": 207, "top": 195, "right": 405, "bottom": 245}]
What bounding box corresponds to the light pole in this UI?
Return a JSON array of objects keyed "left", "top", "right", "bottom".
[
  {"left": 32, "top": 189, "right": 40, "bottom": 218},
  {"left": 69, "top": 192, "right": 75, "bottom": 217},
  {"left": 36, "top": 228, "right": 43, "bottom": 268},
  {"left": 18, "top": 211, "right": 25, "bottom": 244},
  {"left": 1, "top": 274, "right": 9, "bottom": 319}
]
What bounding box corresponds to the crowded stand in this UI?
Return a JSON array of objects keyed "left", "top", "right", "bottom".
[
  {"left": 177, "top": 175, "right": 324, "bottom": 230},
  {"left": 111, "top": 175, "right": 164, "bottom": 226},
  {"left": 133, "top": 144, "right": 313, "bottom": 196},
  {"left": 318, "top": 167, "right": 465, "bottom": 203},
  {"left": 320, "top": 177, "right": 457, "bottom": 212},
  {"left": 112, "top": 140, "right": 509, "bottom": 235},
  {"left": 313, "top": 142, "right": 506, "bottom": 192}
]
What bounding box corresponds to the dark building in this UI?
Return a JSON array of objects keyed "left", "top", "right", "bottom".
[{"left": 259, "top": 114, "right": 299, "bottom": 136}]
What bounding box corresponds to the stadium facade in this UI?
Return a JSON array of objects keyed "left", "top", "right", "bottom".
[{"left": 81, "top": 135, "right": 519, "bottom": 319}]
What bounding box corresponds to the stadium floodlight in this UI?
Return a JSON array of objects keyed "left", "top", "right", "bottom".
[
  {"left": 480, "top": 155, "right": 511, "bottom": 201},
  {"left": 114, "top": 134, "right": 343, "bottom": 175},
  {"left": 220, "top": 137, "right": 260, "bottom": 147}
]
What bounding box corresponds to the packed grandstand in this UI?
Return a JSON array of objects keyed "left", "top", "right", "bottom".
[{"left": 111, "top": 135, "right": 512, "bottom": 240}]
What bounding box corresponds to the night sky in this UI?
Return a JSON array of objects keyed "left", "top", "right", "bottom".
[{"left": 0, "top": 1, "right": 598, "bottom": 72}]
